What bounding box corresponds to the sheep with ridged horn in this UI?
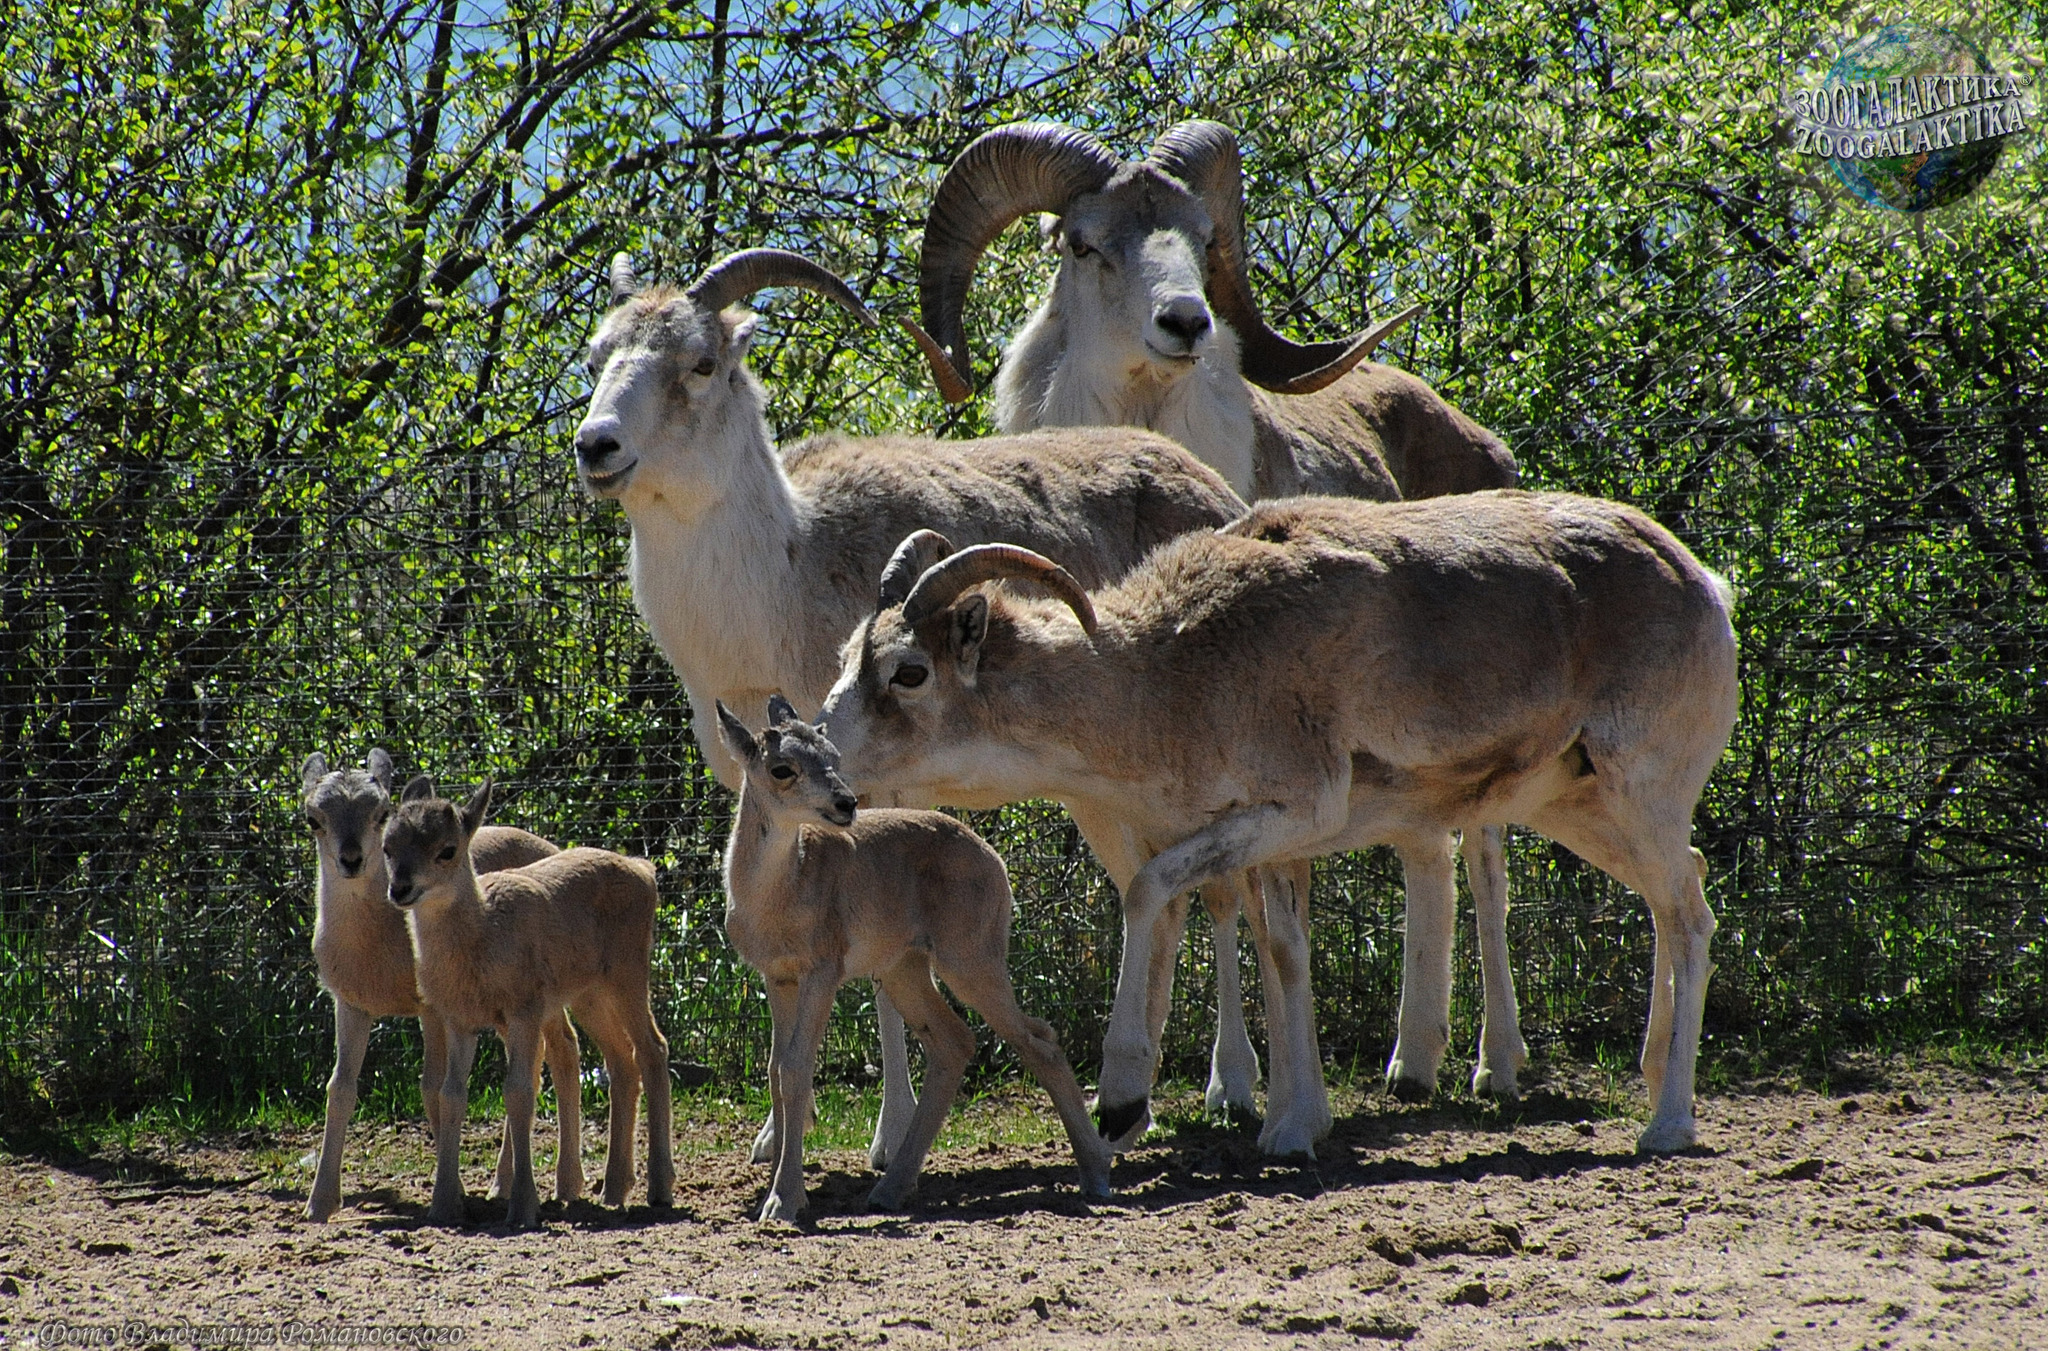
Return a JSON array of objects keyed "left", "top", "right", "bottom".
[
  {"left": 902, "top": 121, "right": 1532, "bottom": 1123},
  {"left": 572, "top": 244, "right": 1257, "bottom": 1171},
  {"left": 821, "top": 497, "right": 1738, "bottom": 1160}
]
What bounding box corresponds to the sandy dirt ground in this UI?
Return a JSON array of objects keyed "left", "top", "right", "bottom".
[{"left": 2, "top": 1060, "right": 2042, "bottom": 1350}]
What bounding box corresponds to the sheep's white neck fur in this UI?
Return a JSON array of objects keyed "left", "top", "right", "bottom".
[
  {"left": 614, "top": 377, "right": 807, "bottom": 787},
  {"left": 993, "top": 292, "right": 1258, "bottom": 500}
]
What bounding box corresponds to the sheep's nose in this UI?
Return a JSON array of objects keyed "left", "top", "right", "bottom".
[
  {"left": 1153, "top": 299, "right": 1211, "bottom": 351},
  {"left": 338, "top": 850, "right": 364, "bottom": 876},
  {"left": 576, "top": 429, "right": 620, "bottom": 466},
  {"left": 832, "top": 794, "right": 858, "bottom": 817}
]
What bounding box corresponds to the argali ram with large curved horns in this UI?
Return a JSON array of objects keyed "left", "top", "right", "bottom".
[
  {"left": 818, "top": 494, "right": 1738, "bottom": 1159},
  {"left": 572, "top": 247, "right": 1254, "bottom": 1167},
  {"left": 904, "top": 119, "right": 1530, "bottom": 1111}
]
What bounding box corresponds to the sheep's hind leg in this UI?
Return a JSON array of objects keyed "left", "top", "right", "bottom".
[
  {"left": 1385, "top": 833, "right": 1457, "bottom": 1101},
  {"left": 1202, "top": 879, "right": 1261, "bottom": 1127},
  {"left": 942, "top": 953, "right": 1111, "bottom": 1200},
  {"left": 1467, "top": 825, "right": 1528, "bottom": 1101},
  {"left": 869, "top": 956, "right": 976, "bottom": 1212},
  {"left": 1254, "top": 860, "right": 1329, "bottom": 1158},
  {"left": 868, "top": 985, "right": 916, "bottom": 1171},
  {"left": 542, "top": 1010, "right": 585, "bottom": 1202}
]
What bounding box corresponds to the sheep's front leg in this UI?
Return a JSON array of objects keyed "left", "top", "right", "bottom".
[
  {"left": 500, "top": 1010, "right": 544, "bottom": 1229},
  {"left": 1467, "top": 826, "right": 1528, "bottom": 1100},
  {"left": 1096, "top": 802, "right": 1331, "bottom": 1146},
  {"left": 307, "top": 999, "right": 373, "bottom": 1222},
  {"left": 429, "top": 1025, "right": 480, "bottom": 1225},
  {"left": 1385, "top": 832, "right": 1457, "bottom": 1100}
]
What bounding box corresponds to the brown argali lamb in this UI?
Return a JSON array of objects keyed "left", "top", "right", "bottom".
[
  {"left": 574, "top": 247, "right": 1261, "bottom": 1161},
  {"left": 300, "top": 750, "right": 582, "bottom": 1221},
  {"left": 717, "top": 696, "right": 1111, "bottom": 1220},
  {"left": 819, "top": 494, "right": 1738, "bottom": 1157},
  {"left": 904, "top": 119, "right": 1530, "bottom": 1111},
  {"left": 382, "top": 777, "right": 671, "bottom": 1228}
]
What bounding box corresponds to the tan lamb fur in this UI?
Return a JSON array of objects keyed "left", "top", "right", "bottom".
[
  {"left": 299, "top": 750, "right": 582, "bottom": 1222},
  {"left": 716, "top": 696, "right": 1111, "bottom": 1221},
  {"left": 381, "top": 777, "right": 671, "bottom": 1228}
]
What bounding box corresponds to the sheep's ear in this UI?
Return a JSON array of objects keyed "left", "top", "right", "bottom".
[
  {"left": 721, "top": 310, "right": 761, "bottom": 366},
  {"left": 608, "top": 253, "right": 640, "bottom": 306},
  {"left": 366, "top": 748, "right": 394, "bottom": 791},
  {"left": 952, "top": 594, "right": 990, "bottom": 688},
  {"left": 460, "top": 778, "right": 493, "bottom": 836},
  {"left": 400, "top": 775, "right": 435, "bottom": 803},
  {"left": 766, "top": 693, "right": 800, "bottom": 726},
  {"left": 714, "top": 700, "right": 757, "bottom": 763},
  {"left": 301, "top": 754, "right": 328, "bottom": 794}
]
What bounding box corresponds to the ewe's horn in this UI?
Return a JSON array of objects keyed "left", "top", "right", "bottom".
[
  {"left": 1145, "top": 120, "right": 1419, "bottom": 395},
  {"left": 917, "top": 123, "right": 1124, "bottom": 401},
  {"left": 686, "top": 249, "right": 879, "bottom": 327},
  {"left": 902, "top": 544, "right": 1098, "bottom": 637},
  {"left": 877, "top": 529, "right": 957, "bottom": 610}
]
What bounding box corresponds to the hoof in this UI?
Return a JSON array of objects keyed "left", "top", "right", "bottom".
[
  {"left": 1077, "top": 1170, "right": 1113, "bottom": 1200},
  {"left": 304, "top": 1195, "right": 337, "bottom": 1223},
  {"left": 750, "top": 1119, "right": 777, "bottom": 1165},
  {"left": 1095, "top": 1096, "right": 1150, "bottom": 1145},
  {"left": 758, "top": 1193, "right": 804, "bottom": 1223},
  {"left": 1385, "top": 1074, "right": 1434, "bottom": 1104},
  {"left": 1635, "top": 1119, "right": 1698, "bottom": 1154},
  {"left": 865, "top": 1181, "right": 911, "bottom": 1212},
  {"left": 1258, "top": 1115, "right": 1320, "bottom": 1161},
  {"left": 505, "top": 1200, "right": 539, "bottom": 1230},
  {"left": 427, "top": 1200, "right": 465, "bottom": 1226},
  {"left": 1471, "top": 1067, "right": 1521, "bottom": 1102},
  {"left": 1216, "top": 1101, "right": 1262, "bottom": 1132}
]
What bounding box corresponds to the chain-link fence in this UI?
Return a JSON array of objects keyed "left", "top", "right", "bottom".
[{"left": 3, "top": 0, "right": 2043, "bottom": 1124}]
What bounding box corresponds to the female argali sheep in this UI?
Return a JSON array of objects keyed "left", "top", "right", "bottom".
[
  {"left": 820, "top": 495, "right": 1737, "bottom": 1157},
  {"left": 574, "top": 248, "right": 1256, "bottom": 1160},
  {"left": 300, "top": 750, "right": 582, "bottom": 1221},
  {"left": 904, "top": 120, "right": 1528, "bottom": 1107}
]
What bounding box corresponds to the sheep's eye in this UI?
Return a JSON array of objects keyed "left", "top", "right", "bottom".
[
  {"left": 769, "top": 763, "right": 796, "bottom": 781},
  {"left": 1069, "top": 236, "right": 1094, "bottom": 259},
  {"left": 305, "top": 815, "right": 323, "bottom": 833},
  {"left": 437, "top": 845, "right": 457, "bottom": 862},
  {"left": 890, "top": 664, "right": 928, "bottom": 689},
  {"left": 693, "top": 357, "right": 717, "bottom": 377}
]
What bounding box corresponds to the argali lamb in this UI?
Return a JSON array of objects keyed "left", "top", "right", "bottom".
[
  {"left": 573, "top": 247, "right": 1258, "bottom": 1161},
  {"left": 299, "top": 750, "right": 583, "bottom": 1222},
  {"left": 716, "top": 696, "right": 1111, "bottom": 1220},
  {"left": 382, "top": 777, "right": 673, "bottom": 1227},
  {"left": 906, "top": 119, "right": 1530, "bottom": 1106},
  {"left": 818, "top": 494, "right": 1739, "bottom": 1157}
]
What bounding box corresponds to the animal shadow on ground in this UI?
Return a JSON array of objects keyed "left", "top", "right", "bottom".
[{"left": 352, "top": 1190, "right": 701, "bottom": 1234}]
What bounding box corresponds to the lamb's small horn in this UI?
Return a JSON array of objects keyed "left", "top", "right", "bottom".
[
  {"left": 901, "top": 544, "right": 1098, "bottom": 637},
  {"left": 685, "top": 248, "right": 878, "bottom": 327},
  {"left": 877, "top": 530, "right": 957, "bottom": 610}
]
